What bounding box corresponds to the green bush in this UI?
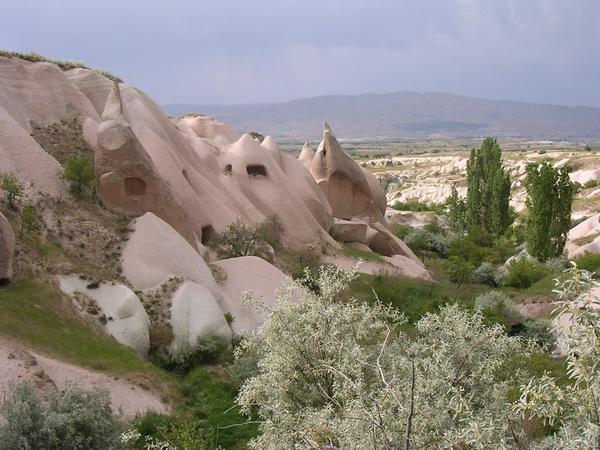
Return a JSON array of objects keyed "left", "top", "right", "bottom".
[
  {"left": 0, "top": 382, "right": 123, "bottom": 449},
  {"left": 544, "top": 256, "right": 569, "bottom": 273},
  {"left": 208, "top": 218, "right": 274, "bottom": 260},
  {"left": 391, "top": 223, "right": 411, "bottom": 240},
  {"left": 573, "top": 251, "right": 600, "bottom": 272},
  {"left": 521, "top": 319, "right": 555, "bottom": 349},
  {"left": 444, "top": 256, "right": 474, "bottom": 288},
  {"left": 471, "top": 262, "right": 498, "bottom": 286},
  {"left": 404, "top": 229, "right": 449, "bottom": 259},
  {"left": 503, "top": 259, "right": 549, "bottom": 288},
  {"left": 475, "top": 291, "right": 523, "bottom": 330},
  {"left": 62, "top": 155, "right": 95, "bottom": 195},
  {"left": 448, "top": 233, "right": 516, "bottom": 266},
  {"left": 0, "top": 172, "right": 24, "bottom": 209},
  {"left": 159, "top": 336, "right": 229, "bottom": 375},
  {"left": 391, "top": 199, "right": 444, "bottom": 212}
]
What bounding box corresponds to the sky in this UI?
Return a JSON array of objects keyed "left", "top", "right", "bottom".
[{"left": 1, "top": 0, "right": 599, "bottom": 107}]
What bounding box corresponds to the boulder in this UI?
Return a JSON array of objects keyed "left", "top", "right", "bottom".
[
  {"left": 121, "top": 212, "right": 220, "bottom": 295},
  {"left": 567, "top": 213, "right": 600, "bottom": 257},
  {"left": 58, "top": 275, "right": 150, "bottom": 356},
  {"left": 211, "top": 256, "right": 289, "bottom": 334},
  {"left": 331, "top": 218, "right": 368, "bottom": 243},
  {"left": 170, "top": 281, "right": 232, "bottom": 352},
  {"left": 366, "top": 222, "right": 422, "bottom": 264},
  {"left": 0, "top": 213, "right": 15, "bottom": 282},
  {"left": 383, "top": 255, "right": 433, "bottom": 281}
]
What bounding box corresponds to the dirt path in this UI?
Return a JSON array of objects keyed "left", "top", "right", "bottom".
[{"left": 0, "top": 338, "right": 169, "bottom": 416}]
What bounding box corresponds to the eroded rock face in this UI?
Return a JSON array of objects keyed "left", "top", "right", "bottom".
[
  {"left": 58, "top": 275, "right": 150, "bottom": 356},
  {"left": 310, "top": 122, "right": 387, "bottom": 223},
  {"left": 567, "top": 213, "right": 600, "bottom": 257},
  {"left": 170, "top": 281, "right": 232, "bottom": 352},
  {"left": 211, "top": 256, "right": 290, "bottom": 334},
  {"left": 0, "top": 213, "right": 15, "bottom": 282}
]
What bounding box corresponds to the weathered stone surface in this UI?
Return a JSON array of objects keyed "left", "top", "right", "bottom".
[
  {"left": 310, "top": 122, "right": 387, "bottom": 223},
  {"left": 0, "top": 213, "right": 15, "bottom": 281},
  {"left": 170, "top": 281, "right": 232, "bottom": 352},
  {"left": 331, "top": 218, "right": 368, "bottom": 243},
  {"left": 212, "top": 256, "right": 289, "bottom": 334},
  {"left": 58, "top": 275, "right": 150, "bottom": 356}
]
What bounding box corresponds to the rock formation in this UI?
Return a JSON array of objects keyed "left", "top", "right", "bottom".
[
  {"left": 0, "top": 213, "right": 15, "bottom": 282},
  {"left": 310, "top": 122, "right": 387, "bottom": 223},
  {"left": 58, "top": 275, "right": 151, "bottom": 356}
]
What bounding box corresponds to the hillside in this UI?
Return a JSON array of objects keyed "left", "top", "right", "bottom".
[{"left": 164, "top": 91, "right": 600, "bottom": 140}]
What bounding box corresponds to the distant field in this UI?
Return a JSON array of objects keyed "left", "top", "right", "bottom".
[{"left": 278, "top": 138, "right": 594, "bottom": 159}]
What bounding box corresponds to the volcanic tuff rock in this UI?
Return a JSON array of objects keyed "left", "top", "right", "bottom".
[{"left": 0, "top": 212, "right": 15, "bottom": 281}]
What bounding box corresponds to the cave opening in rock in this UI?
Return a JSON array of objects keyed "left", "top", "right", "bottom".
[
  {"left": 224, "top": 164, "right": 232, "bottom": 175},
  {"left": 201, "top": 225, "right": 215, "bottom": 245},
  {"left": 246, "top": 164, "right": 267, "bottom": 177},
  {"left": 124, "top": 177, "right": 147, "bottom": 196}
]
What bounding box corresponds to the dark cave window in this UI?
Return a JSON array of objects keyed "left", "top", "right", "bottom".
[{"left": 246, "top": 164, "right": 267, "bottom": 177}]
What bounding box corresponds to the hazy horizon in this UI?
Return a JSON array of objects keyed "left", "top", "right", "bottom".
[{"left": 2, "top": 1, "right": 599, "bottom": 107}]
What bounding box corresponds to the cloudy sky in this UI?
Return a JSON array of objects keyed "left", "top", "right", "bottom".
[{"left": 1, "top": 1, "right": 599, "bottom": 106}]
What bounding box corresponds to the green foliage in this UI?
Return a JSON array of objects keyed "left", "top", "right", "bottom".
[
  {"left": 465, "top": 138, "right": 513, "bottom": 239},
  {"left": 514, "top": 266, "right": 600, "bottom": 447},
  {"left": 391, "top": 223, "right": 412, "bottom": 240},
  {"left": 277, "top": 246, "right": 322, "bottom": 280},
  {"left": 62, "top": 155, "right": 95, "bottom": 195},
  {"left": 446, "top": 185, "right": 467, "bottom": 233},
  {"left": 475, "top": 291, "right": 523, "bottom": 330},
  {"left": 20, "top": 204, "right": 40, "bottom": 237},
  {"left": 444, "top": 256, "right": 474, "bottom": 288},
  {"left": 404, "top": 228, "right": 449, "bottom": 259},
  {"left": 236, "top": 266, "right": 526, "bottom": 448},
  {"left": 0, "top": 382, "right": 123, "bottom": 449},
  {"left": 503, "top": 259, "right": 550, "bottom": 288},
  {"left": 256, "top": 215, "right": 284, "bottom": 250},
  {"left": 448, "top": 231, "right": 516, "bottom": 266},
  {"left": 525, "top": 162, "right": 574, "bottom": 261},
  {"left": 208, "top": 218, "right": 273, "bottom": 260},
  {"left": 0, "top": 279, "right": 162, "bottom": 376},
  {"left": 584, "top": 143, "right": 593, "bottom": 152},
  {"left": 341, "top": 243, "right": 383, "bottom": 261},
  {"left": 159, "top": 336, "right": 229, "bottom": 375},
  {"left": 573, "top": 251, "right": 600, "bottom": 273},
  {"left": 0, "top": 172, "right": 24, "bottom": 209},
  {"left": 391, "top": 199, "right": 443, "bottom": 212},
  {"left": 129, "top": 412, "right": 209, "bottom": 450},
  {"left": 471, "top": 262, "right": 499, "bottom": 286}
]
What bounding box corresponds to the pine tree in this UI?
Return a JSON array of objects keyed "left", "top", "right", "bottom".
[
  {"left": 465, "top": 138, "right": 512, "bottom": 239},
  {"left": 524, "top": 162, "right": 574, "bottom": 261}
]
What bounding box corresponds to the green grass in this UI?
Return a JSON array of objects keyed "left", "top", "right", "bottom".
[
  {"left": 342, "top": 244, "right": 383, "bottom": 262},
  {"left": 0, "top": 279, "right": 161, "bottom": 376},
  {"left": 349, "top": 273, "right": 486, "bottom": 322},
  {"left": 179, "top": 368, "right": 259, "bottom": 449}
]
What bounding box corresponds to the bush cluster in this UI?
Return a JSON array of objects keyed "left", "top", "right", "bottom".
[
  {"left": 0, "top": 382, "right": 123, "bottom": 449},
  {"left": 503, "top": 258, "right": 549, "bottom": 288},
  {"left": 157, "top": 336, "right": 229, "bottom": 375}
]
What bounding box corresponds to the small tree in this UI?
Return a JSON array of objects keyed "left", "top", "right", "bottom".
[
  {"left": 20, "top": 204, "right": 39, "bottom": 237},
  {"left": 62, "top": 155, "right": 95, "bottom": 195},
  {"left": 208, "top": 218, "right": 272, "bottom": 260},
  {"left": 0, "top": 172, "right": 24, "bottom": 209},
  {"left": 444, "top": 256, "right": 474, "bottom": 290},
  {"left": 446, "top": 185, "right": 467, "bottom": 233},
  {"left": 465, "top": 138, "right": 513, "bottom": 239},
  {"left": 584, "top": 144, "right": 592, "bottom": 152},
  {"left": 524, "top": 162, "right": 574, "bottom": 261}
]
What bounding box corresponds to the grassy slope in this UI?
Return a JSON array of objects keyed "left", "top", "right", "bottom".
[{"left": 0, "top": 278, "right": 161, "bottom": 376}]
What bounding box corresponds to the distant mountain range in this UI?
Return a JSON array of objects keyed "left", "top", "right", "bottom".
[{"left": 163, "top": 91, "right": 600, "bottom": 140}]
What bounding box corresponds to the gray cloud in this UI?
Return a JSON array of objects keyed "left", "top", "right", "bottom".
[{"left": 1, "top": 0, "right": 598, "bottom": 106}]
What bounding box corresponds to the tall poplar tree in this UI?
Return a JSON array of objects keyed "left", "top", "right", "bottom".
[
  {"left": 464, "top": 138, "right": 512, "bottom": 239},
  {"left": 525, "top": 162, "right": 574, "bottom": 261}
]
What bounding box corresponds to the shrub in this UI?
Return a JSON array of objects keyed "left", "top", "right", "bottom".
[
  {"left": 391, "top": 223, "right": 411, "bottom": 240},
  {"left": 503, "top": 259, "right": 549, "bottom": 288},
  {"left": 160, "top": 336, "right": 229, "bottom": 375},
  {"left": 391, "top": 199, "right": 444, "bottom": 212},
  {"left": 208, "top": 218, "right": 273, "bottom": 260},
  {"left": 475, "top": 291, "right": 523, "bottom": 329},
  {"left": 0, "top": 382, "right": 123, "bottom": 449},
  {"left": 444, "top": 256, "right": 474, "bottom": 288},
  {"left": 544, "top": 255, "right": 569, "bottom": 273},
  {"left": 0, "top": 172, "right": 24, "bottom": 209},
  {"left": 471, "top": 262, "right": 498, "bottom": 286},
  {"left": 573, "top": 251, "right": 600, "bottom": 272},
  {"left": 62, "top": 155, "right": 95, "bottom": 195},
  {"left": 521, "top": 319, "right": 555, "bottom": 349},
  {"left": 257, "top": 215, "right": 284, "bottom": 250},
  {"left": 20, "top": 204, "right": 40, "bottom": 237},
  {"left": 404, "top": 229, "right": 449, "bottom": 259}
]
